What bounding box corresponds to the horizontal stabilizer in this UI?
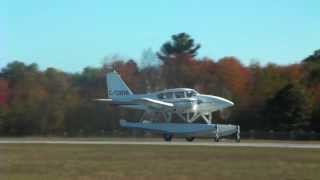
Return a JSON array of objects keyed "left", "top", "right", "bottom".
[{"left": 94, "top": 98, "right": 113, "bottom": 102}]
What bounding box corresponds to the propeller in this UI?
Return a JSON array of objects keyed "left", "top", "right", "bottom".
[{"left": 219, "top": 108, "right": 232, "bottom": 120}]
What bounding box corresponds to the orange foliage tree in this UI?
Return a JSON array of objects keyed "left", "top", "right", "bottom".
[
  {"left": 0, "top": 79, "right": 9, "bottom": 106},
  {"left": 216, "top": 57, "right": 251, "bottom": 102}
]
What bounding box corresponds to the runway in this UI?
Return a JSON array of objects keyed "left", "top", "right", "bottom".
[{"left": 1, "top": 139, "right": 320, "bottom": 149}]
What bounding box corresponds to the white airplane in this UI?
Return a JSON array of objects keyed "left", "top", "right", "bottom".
[{"left": 96, "top": 71, "right": 240, "bottom": 142}]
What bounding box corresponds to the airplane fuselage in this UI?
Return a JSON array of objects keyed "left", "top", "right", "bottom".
[
  {"left": 111, "top": 88, "right": 234, "bottom": 114},
  {"left": 101, "top": 71, "right": 239, "bottom": 141}
]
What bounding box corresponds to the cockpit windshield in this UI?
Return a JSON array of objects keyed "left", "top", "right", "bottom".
[
  {"left": 164, "top": 92, "right": 173, "bottom": 99},
  {"left": 186, "top": 90, "right": 197, "bottom": 97}
]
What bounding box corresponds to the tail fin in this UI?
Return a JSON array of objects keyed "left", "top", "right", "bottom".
[{"left": 106, "top": 71, "right": 133, "bottom": 99}]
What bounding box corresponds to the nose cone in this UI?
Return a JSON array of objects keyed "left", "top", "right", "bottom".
[
  {"left": 223, "top": 98, "right": 234, "bottom": 107},
  {"left": 213, "top": 96, "right": 234, "bottom": 108},
  {"left": 200, "top": 95, "right": 234, "bottom": 109}
]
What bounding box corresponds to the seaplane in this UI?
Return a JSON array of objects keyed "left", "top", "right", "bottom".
[{"left": 96, "top": 71, "right": 240, "bottom": 142}]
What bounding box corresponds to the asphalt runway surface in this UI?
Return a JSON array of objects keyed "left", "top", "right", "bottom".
[{"left": 1, "top": 139, "right": 320, "bottom": 149}]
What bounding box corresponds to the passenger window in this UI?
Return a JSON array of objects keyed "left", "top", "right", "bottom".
[
  {"left": 175, "top": 91, "right": 185, "bottom": 98},
  {"left": 164, "top": 92, "right": 173, "bottom": 99}
]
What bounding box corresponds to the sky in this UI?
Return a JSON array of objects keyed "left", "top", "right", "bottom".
[{"left": 1, "top": 0, "right": 319, "bottom": 72}]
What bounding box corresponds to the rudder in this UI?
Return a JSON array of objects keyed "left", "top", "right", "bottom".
[{"left": 106, "top": 71, "right": 133, "bottom": 99}]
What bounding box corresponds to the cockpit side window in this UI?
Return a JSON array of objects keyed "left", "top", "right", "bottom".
[
  {"left": 164, "top": 92, "right": 173, "bottom": 99},
  {"left": 186, "top": 91, "right": 196, "bottom": 97},
  {"left": 157, "top": 93, "right": 164, "bottom": 99},
  {"left": 175, "top": 91, "right": 185, "bottom": 98}
]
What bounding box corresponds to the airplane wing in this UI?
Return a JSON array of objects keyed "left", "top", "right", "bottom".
[
  {"left": 133, "top": 98, "right": 174, "bottom": 110},
  {"left": 94, "top": 97, "right": 174, "bottom": 111}
]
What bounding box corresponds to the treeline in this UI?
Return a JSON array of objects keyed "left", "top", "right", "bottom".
[{"left": 0, "top": 33, "right": 320, "bottom": 136}]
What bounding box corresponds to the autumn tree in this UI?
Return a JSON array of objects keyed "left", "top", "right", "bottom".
[
  {"left": 0, "top": 42, "right": 319, "bottom": 136},
  {"left": 192, "top": 58, "right": 218, "bottom": 93},
  {"left": 0, "top": 79, "right": 9, "bottom": 106},
  {"left": 157, "top": 33, "right": 200, "bottom": 60},
  {"left": 302, "top": 49, "right": 320, "bottom": 132},
  {"left": 157, "top": 33, "right": 201, "bottom": 87},
  {"left": 250, "top": 63, "right": 290, "bottom": 105},
  {"left": 40, "top": 68, "right": 80, "bottom": 134},
  {"left": 1, "top": 61, "right": 47, "bottom": 135},
  {"left": 0, "top": 78, "right": 9, "bottom": 134},
  {"left": 215, "top": 57, "right": 250, "bottom": 100},
  {"left": 104, "top": 60, "right": 142, "bottom": 92},
  {"left": 303, "top": 49, "right": 320, "bottom": 83},
  {"left": 263, "top": 84, "right": 312, "bottom": 131}
]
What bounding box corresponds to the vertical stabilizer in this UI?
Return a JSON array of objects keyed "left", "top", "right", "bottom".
[{"left": 106, "top": 71, "right": 133, "bottom": 99}]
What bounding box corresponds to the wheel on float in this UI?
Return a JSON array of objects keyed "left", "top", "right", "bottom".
[
  {"left": 235, "top": 133, "right": 240, "bottom": 143},
  {"left": 163, "top": 134, "right": 173, "bottom": 141},
  {"left": 214, "top": 137, "right": 220, "bottom": 142},
  {"left": 185, "top": 137, "right": 195, "bottom": 142},
  {"left": 235, "top": 125, "right": 240, "bottom": 143}
]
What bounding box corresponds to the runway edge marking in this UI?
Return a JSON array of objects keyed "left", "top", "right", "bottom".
[{"left": 0, "top": 140, "right": 320, "bottom": 149}]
